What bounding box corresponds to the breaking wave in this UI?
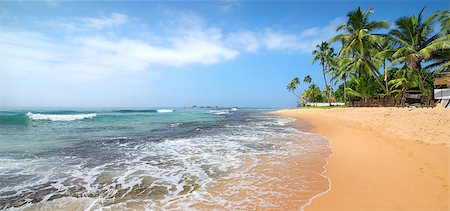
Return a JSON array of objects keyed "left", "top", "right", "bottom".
[
  {"left": 26, "top": 112, "right": 97, "bottom": 121},
  {"left": 156, "top": 109, "right": 174, "bottom": 113},
  {"left": 117, "top": 109, "right": 174, "bottom": 113}
]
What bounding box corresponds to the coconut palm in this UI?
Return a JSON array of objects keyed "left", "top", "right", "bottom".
[
  {"left": 330, "top": 57, "right": 353, "bottom": 105},
  {"left": 303, "top": 84, "right": 323, "bottom": 103},
  {"left": 388, "top": 7, "right": 449, "bottom": 94},
  {"left": 438, "top": 10, "right": 449, "bottom": 35},
  {"left": 427, "top": 49, "right": 450, "bottom": 74},
  {"left": 303, "top": 75, "right": 312, "bottom": 84},
  {"left": 427, "top": 10, "right": 450, "bottom": 74},
  {"left": 331, "top": 7, "right": 390, "bottom": 93},
  {"left": 312, "top": 41, "right": 334, "bottom": 105},
  {"left": 388, "top": 67, "right": 419, "bottom": 101},
  {"left": 345, "top": 76, "right": 378, "bottom": 102},
  {"left": 286, "top": 77, "right": 301, "bottom": 98},
  {"left": 376, "top": 37, "right": 395, "bottom": 92}
]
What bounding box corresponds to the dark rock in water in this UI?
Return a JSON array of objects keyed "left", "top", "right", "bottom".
[{"left": 0, "top": 185, "right": 58, "bottom": 209}]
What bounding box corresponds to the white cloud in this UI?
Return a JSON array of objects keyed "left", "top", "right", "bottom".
[
  {"left": 260, "top": 18, "right": 343, "bottom": 53},
  {"left": 225, "top": 18, "right": 343, "bottom": 54},
  {"left": 0, "top": 11, "right": 342, "bottom": 83},
  {"left": 226, "top": 30, "right": 261, "bottom": 52},
  {"left": 263, "top": 29, "right": 300, "bottom": 51},
  {"left": 0, "top": 24, "right": 238, "bottom": 80}
]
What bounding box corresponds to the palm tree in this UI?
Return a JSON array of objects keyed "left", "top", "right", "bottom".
[
  {"left": 331, "top": 7, "right": 390, "bottom": 93},
  {"left": 427, "top": 10, "right": 450, "bottom": 74},
  {"left": 438, "top": 10, "right": 449, "bottom": 35},
  {"left": 388, "top": 7, "right": 448, "bottom": 94},
  {"left": 330, "top": 57, "right": 352, "bottom": 105},
  {"left": 388, "top": 67, "right": 419, "bottom": 101},
  {"left": 303, "top": 83, "right": 323, "bottom": 103},
  {"left": 287, "top": 77, "right": 301, "bottom": 98},
  {"left": 427, "top": 48, "right": 450, "bottom": 74},
  {"left": 346, "top": 76, "right": 378, "bottom": 102},
  {"left": 376, "top": 37, "right": 395, "bottom": 92},
  {"left": 312, "top": 41, "right": 334, "bottom": 105},
  {"left": 303, "top": 75, "right": 312, "bottom": 84}
]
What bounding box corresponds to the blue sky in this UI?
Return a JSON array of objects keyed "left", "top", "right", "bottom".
[{"left": 0, "top": 0, "right": 447, "bottom": 108}]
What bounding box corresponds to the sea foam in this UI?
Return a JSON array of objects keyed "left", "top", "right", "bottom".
[
  {"left": 156, "top": 109, "right": 174, "bottom": 113},
  {"left": 26, "top": 112, "right": 96, "bottom": 121},
  {"left": 1, "top": 111, "right": 331, "bottom": 210},
  {"left": 209, "top": 110, "right": 230, "bottom": 115}
]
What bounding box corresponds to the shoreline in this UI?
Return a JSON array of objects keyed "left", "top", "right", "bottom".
[
  {"left": 272, "top": 107, "right": 449, "bottom": 211},
  {"left": 298, "top": 133, "right": 332, "bottom": 211}
]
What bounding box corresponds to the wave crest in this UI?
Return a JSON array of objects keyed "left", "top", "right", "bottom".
[
  {"left": 157, "top": 109, "right": 174, "bottom": 113},
  {"left": 26, "top": 112, "right": 97, "bottom": 121}
]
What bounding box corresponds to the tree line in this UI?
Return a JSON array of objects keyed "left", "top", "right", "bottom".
[{"left": 287, "top": 7, "right": 449, "bottom": 106}]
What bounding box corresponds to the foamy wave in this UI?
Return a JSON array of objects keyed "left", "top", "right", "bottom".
[
  {"left": 26, "top": 112, "right": 96, "bottom": 121},
  {"left": 209, "top": 110, "right": 229, "bottom": 115},
  {"left": 1, "top": 113, "right": 331, "bottom": 210},
  {"left": 157, "top": 109, "right": 174, "bottom": 113},
  {"left": 170, "top": 122, "right": 183, "bottom": 127}
]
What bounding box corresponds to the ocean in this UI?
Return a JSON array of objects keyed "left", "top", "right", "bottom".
[{"left": 0, "top": 108, "right": 331, "bottom": 210}]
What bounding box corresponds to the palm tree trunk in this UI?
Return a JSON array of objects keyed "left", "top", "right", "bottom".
[
  {"left": 384, "top": 61, "right": 389, "bottom": 95},
  {"left": 385, "top": 79, "right": 389, "bottom": 94},
  {"left": 344, "top": 78, "right": 347, "bottom": 106},
  {"left": 371, "top": 69, "right": 388, "bottom": 93},
  {"left": 367, "top": 63, "right": 388, "bottom": 94},
  {"left": 321, "top": 63, "right": 331, "bottom": 106},
  {"left": 362, "top": 58, "right": 388, "bottom": 94},
  {"left": 417, "top": 66, "right": 425, "bottom": 95}
]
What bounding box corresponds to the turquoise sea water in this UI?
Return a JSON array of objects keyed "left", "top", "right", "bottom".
[{"left": 0, "top": 108, "right": 331, "bottom": 210}]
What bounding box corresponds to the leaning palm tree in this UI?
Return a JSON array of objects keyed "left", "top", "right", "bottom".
[
  {"left": 312, "top": 41, "right": 334, "bottom": 105},
  {"left": 286, "top": 77, "right": 301, "bottom": 98},
  {"left": 388, "top": 7, "right": 449, "bottom": 94},
  {"left": 331, "top": 7, "right": 390, "bottom": 93}
]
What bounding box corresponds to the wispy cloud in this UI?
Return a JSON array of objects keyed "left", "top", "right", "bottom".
[
  {"left": 46, "top": 13, "right": 128, "bottom": 31},
  {"left": 0, "top": 12, "right": 238, "bottom": 80},
  {"left": 226, "top": 30, "right": 261, "bottom": 52},
  {"left": 226, "top": 18, "right": 342, "bottom": 53},
  {"left": 261, "top": 18, "right": 343, "bottom": 53},
  {"left": 1, "top": 11, "right": 342, "bottom": 82}
]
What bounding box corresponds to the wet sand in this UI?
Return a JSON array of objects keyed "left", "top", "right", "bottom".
[
  {"left": 164, "top": 133, "right": 333, "bottom": 210},
  {"left": 273, "top": 107, "right": 449, "bottom": 211}
]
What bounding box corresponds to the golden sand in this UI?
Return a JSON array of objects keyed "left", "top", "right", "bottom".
[{"left": 273, "top": 107, "right": 449, "bottom": 211}]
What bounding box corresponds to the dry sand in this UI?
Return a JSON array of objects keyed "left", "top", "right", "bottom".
[{"left": 272, "top": 107, "right": 449, "bottom": 211}]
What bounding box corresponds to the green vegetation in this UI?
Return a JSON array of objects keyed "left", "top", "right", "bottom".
[
  {"left": 298, "top": 105, "right": 345, "bottom": 109},
  {"left": 287, "top": 7, "right": 449, "bottom": 107},
  {"left": 312, "top": 41, "right": 335, "bottom": 105}
]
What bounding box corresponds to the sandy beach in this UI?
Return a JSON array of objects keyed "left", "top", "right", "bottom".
[{"left": 273, "top": 107, "right": 449, "bottom": 211}]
